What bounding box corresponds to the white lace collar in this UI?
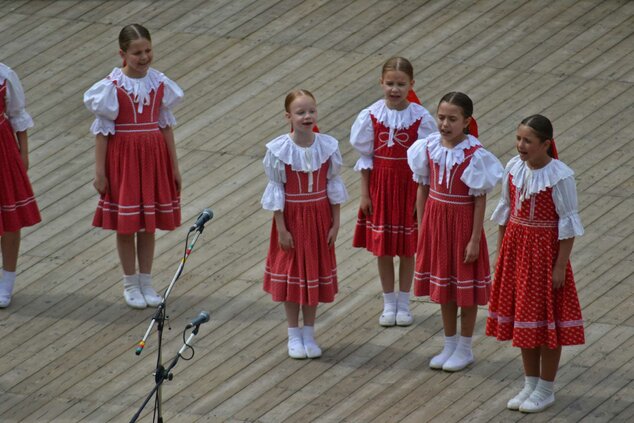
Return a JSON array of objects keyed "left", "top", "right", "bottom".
[
  {"left": 508, "top": 156, "right": 574, "bottom": 201},
  {"left": 108, "top": 67, "right": 165, "bottom": 113},
  {"left": 427, "top": 133, "right": 481, "bottom": 188},
  {"left": 369, "top": 100, "right": 430, "bottom": 147}
]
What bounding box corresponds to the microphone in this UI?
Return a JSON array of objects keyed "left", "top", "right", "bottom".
[
  {"left": 185, "top": 311, "right": 210, "bottom": 329},
  {"left": 189, "top": 208, "right": 213, "bottom": 232}
]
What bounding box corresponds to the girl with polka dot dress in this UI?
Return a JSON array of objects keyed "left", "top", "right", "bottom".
[
  {"left": 486, "top": 114, "right": 585, "bottom": 413},
  {"left": 408, "top": 92, "right": 503, "bottom": 372}
]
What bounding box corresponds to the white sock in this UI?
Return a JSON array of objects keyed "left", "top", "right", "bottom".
[
  {"left": 302, "top": 325, "right": 322, "bottom": 358},
  {"left": 123, "top": 274, "right": 139, "bottom": 288},
  {"left": 397, "top": 291, "right": 410, "bottom": 313},
  {"left": 0, "top": 270, "right": 16, "bottom": 293},
  {"left": 524, "top": 376, "right": 539, "bottom": 391},
  {"left": 457, "top": 336, "right": 473, "bottom": 354},
  {"left": 383, "top": 292, "right": 396, "bottom": 313},
  {"left": 532, "top": 378, "right": 555, "bottom": 400},
  {"left": 288, "top": 327, "right": 302, "bottom": 340}
]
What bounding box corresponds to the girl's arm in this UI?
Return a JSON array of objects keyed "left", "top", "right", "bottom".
[
  {"left": 359, "top": 169, "right": 372, "bottom": 216},
  {"left": 416, "top": 184, "right": 429, "bottom": 226},
  {"left": 274, "top": 210, "right": 294, "bottom": 250},
  {"left": 16, "top": 130, "right": 28, "bottom": 170},
  {"left": 327, "top": 204, "right": 341, "bottom": 246},
  {"left": 160, "top": 126, "right": 181, "bottom": 192},
  {"left": 93, "top": 134, "right": 109, "bottom": 195},
  {"left": 464, "top": 194, "right": 486, "bottom": 263},
  {"left": 552, "top": 237, "right": 574, "bottom": 289}
]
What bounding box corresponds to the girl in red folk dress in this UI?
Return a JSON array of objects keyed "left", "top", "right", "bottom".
[
  {"left": 84, "top": 24, "right": 183, "bottom": 309},
  {"left": 262, "top": 90, "right": 348, "bottom": 359},
  {"left": 0, "top": 63, "right": 41, "bottom": 308},
  {"left": 407, "top": 92, "right": 503, "bottom": 372},
  {"left": 350, "top": 57, "right": 437, "bottom": 327},
  {"left": 486, "top": 115, "right": 584, "bottom": 413}
]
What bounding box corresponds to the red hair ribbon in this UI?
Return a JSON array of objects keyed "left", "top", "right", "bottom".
[
  {"left": 468, "top": 117, "right": 479, "bottom": 137},
  {"left": 407, "top": 89, "right": 421, "bottom": 105},
  {"left": 549, "top": 138, "right": 559, "bottom": 159}
]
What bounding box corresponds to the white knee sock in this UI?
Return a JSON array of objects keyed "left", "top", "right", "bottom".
[
  {"left": 397, "top": 291, "right": 410, "bottom": 313},
  {"left": 383, "top": 292, "right": 396, "bottom": 313}
]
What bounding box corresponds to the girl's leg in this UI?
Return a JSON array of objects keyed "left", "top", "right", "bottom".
[
  {"left": 507, "top": 348, "right": 540, "bottom": 410},
  {"left": 396, "top": 256, "right": 415, "bottom": 326},
  {"left": 284, "top": 302, "right": 305, "bottom": 359},
  {"left": 430, "top": 302, "right": 459, "bottom": 369},
  {"left": 0, "top": 231, "right": 20, "bottom": 307},
  {"left": 443, "top": 305, "right": 477, "bottom": 371},
  {"left": 137, "top": 232, "right": 161, "bottom": 306},
  {"left": 302, "top": 304, "right": 321, "bottom": 358},
  {"left": 378, "top": 256, "right": 396, "bottom": 326},
  {"left": 519, "top": 347, "right": 558, "bottom": 412},
  {"left": 117, "top": 233, "right": 145, "bottom": 308}
]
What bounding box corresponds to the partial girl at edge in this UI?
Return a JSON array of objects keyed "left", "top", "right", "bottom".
[
  {"left": 407, "top": 92, "right": 503, "bottom": 372},
  {"left": 83, "top": 24, "right": 184, "bottom": 309},
  {"left": 486, "top": 114, "right": 585, "bottom": 413},
  {"left": 350, "top": 57, "right": 437, "bottom": 328},
  {"left": 261, "top": 89, "right": 348, "bottom": 359},
  {"left": 0, "top": 63, "right": 41, "bottom": 308}
]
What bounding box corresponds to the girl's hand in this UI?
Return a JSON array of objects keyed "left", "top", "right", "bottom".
[
  {"left": 93, "top": 174, "right": 109, "bottom": 195},
  {"left": 173, "top": 169, "right": 182, "bottom": 193},
  {"left": 552, "top": 265, "right": 566, "bottom": 289},
  {"left": 20, "top": 150, "right": 29, "bottom": 170},
  {"left": 278, "top": 228, "right": 294, "bottom": 251},
  {"left": 359, "top": 195, "right": 372, "bottom": 217},
  {"left": 327, "top": 225, "right": 339, "bottom": 246},
  {"left": 464, "top": 239, "right": 479, "bottom": 263}
]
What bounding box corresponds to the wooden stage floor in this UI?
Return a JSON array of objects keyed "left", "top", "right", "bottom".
[{"left": 0, "top": 0, "right": 632, "bottom": 421}]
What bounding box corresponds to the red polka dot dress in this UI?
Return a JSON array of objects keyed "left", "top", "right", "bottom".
[
  {"left": 407, "top": 134, "right": 504, "bottom": 306},
  {"left": 486, "top": 156, "right": 585, "bottom": 349},
  {"left": 262, "top": 133, "right": 348, "bottom": 306},
  {"left": 84, "top": 68, "right": 183, "bottom": 234},
  {"left": 0, "top": 64, "right": 41, "bottom": 235},
  {"left": 350, "top": 100, "right": 436, "bottom": 257}
]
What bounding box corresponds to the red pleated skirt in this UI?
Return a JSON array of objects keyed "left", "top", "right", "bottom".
[
  {"left": 0, "top": 118, "right": 41, "bottom": 235},
  {"left": 93, "top": 130, "right": 180, "bottom": 234}
]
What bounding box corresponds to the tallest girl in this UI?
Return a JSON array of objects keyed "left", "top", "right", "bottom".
[
  {"left": 350, "top": 57, "right": 436, "bottom": 326},
  {"left": 84, "top": 24, "right": 184, "bottom": 309}
]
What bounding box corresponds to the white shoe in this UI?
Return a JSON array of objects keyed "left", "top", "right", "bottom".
[
  {"left": 396, "top": 310, "right": 413, "bottom": 326},
  {"left": 304, "top": 341, "right": 322, "bottom": 358},
  {"left": 379, "top": 310, "right": 396, "bottom": 326},
  {"left": 139, "top": 275, "right": 162, "bottom": 307},
  {"left": 519, "top": 391, "right": 555, "bottom": 413},
  {"left": 0, "top": 295, "right": 11, "bottom": 308},
  {"left": 123, "top": 275, "right": 146, "bottom": 309},
  {"left": 0, "top": 276, "right": 15, "bottom": 308},
  {"left": 442, "top": 349, "right": 474, "bottom": 372},
  {"left": 288, "top": 336, "right": 307, "bottom": 359},
  {"left": 430, "top": 348, "right": 456, "bottom": 369},
  {"left": 507, "top": 386, "right": 536, "bottom": 410}
]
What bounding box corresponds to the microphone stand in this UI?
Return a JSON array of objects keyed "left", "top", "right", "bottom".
[
  {"left": 133, "top": 225, "right": 206, "bottom": 423},
  {"left": 130, "top": 325, "right": 202, "bottom": 423}
]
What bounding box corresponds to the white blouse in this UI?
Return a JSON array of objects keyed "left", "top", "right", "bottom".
[
  {"left": 0, "top": 63, "right": 34, "bottom": 132},
  {"left": 491, "top": 156, "right": 584, "bottom": 239},
  {"left": 407, "top": 133, "right": 504, "bottom": 196},
  {"left": 350, "top": 99, "right": 437, "bottom": 171},
  {"left": 83, "top": 67, "right": 184, "bottom": 135},
  {"left": 261, "top": 133, "right": 349, "bottom": 211}
]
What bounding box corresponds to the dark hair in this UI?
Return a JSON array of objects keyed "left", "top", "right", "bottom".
[
  {"left": 438, "top": 91, "right": 476, "bottom": 135},
  {"left": 119, "top": 24, "right": 151, "bottom": 51},
  {"left": 284, "top": 89, "right": 316, "bottom": 112},
  {"left": 520, "top": 114, "right": 555, "bottom": 157},
  {"left": 382, "top": 57, "right": 414, "bottom": 80}
]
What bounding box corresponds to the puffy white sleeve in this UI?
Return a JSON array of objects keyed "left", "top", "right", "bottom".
[
  {"left": 416, "top": 111, "right": 437, "bottom": 140},
  {"left": 159, "top": 77, "right": 184, "bottom": 128},
  {"left": 407, "top": 138, "right": 430, "bottom": 184},
  {"left": 83, "top": 79, "right": 118, "bottom": 135},
  {"left": 350, "top": 109, "right": 374, "bottom": 171},
  {"left": 491, "top": 169, "right": 511, "bottom": 225},
  {"left": 552, "top": 176, "right": 584, "bottom": 239},
  {"left": 261, "top": 149, "right": 287, "bottom": 211},
  {"left": 326, "top": 148, "right": 349, "bottom": 205},
  {"left": 462, "top": 148, "right": 504, "bottom": 196},
  {"left": 4, "top": 68, "right": 34, "bottom": 132}
]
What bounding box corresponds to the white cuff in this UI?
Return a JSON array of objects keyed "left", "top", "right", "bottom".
[
  {"left": 261, "top": 181, "right": 285, "bottom": 211},
  {"left": 327, "top": 176, "right": 349, "bottom": 204}
]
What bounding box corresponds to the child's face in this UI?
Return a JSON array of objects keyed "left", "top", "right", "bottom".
[
  {"left": 380, "top": 70, "right": 413, "bottom": 110},
  {"left": 436, "top": 101, "right": 470, "bottom": 147},
  {"left": 286, "top": 95, "right": 318, "bottom": 135},
  {"left": 120, "top": 38, "right": 153, "bottom": 77},
  {"left": 516, "top": 124, "right": 551, "bottom": 164}
]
